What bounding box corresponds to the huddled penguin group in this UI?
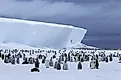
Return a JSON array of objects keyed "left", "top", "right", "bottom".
[{"left": 0, "top": 49, "right": 120, "bottom": 72}]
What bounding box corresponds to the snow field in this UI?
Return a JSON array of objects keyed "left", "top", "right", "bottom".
[
  {"left": 0, "top": 58, "right": 120, "bottom": 80},
  {"left": 0, "top": 50, "right": 121, "bottom": 80}
]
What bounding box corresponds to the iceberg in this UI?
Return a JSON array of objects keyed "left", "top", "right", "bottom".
[{"left": 0, "top": 18, "right": 87, "bottom": 49}]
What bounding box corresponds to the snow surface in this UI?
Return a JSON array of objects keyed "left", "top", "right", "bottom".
[
  {"left": 0, "top": 43, "right": 120, "bottom": 80},
  {"left": 66, "top": 42, "right": 97, "bottom": 49},
  {"left": 0, "top": 55, "right": 120, "bottom": 80},
  {"left": 0, "top": 18, "right": 87, "bottom": 49}
]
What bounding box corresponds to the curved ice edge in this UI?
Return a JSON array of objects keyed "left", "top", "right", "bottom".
[
  {"left": 0, "top": 18, "right": 87, "bottom": 48},
  {"left": 0, "top": 18, "right": 74, "bottom": 29},
  {"left": 0, "top": 18, "right": 87, "bottom": 31}
]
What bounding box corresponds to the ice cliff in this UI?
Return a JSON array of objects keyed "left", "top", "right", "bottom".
[{"left": 0, "top": 18, "right": 87, "bottom": 49}]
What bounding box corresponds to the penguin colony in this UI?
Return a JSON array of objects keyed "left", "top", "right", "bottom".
[{"left": 0, "top": 49, "right": 121, "bottom": 72}]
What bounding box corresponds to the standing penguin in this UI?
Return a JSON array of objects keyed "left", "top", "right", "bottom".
[
  {"left": 22, "top": 58, "right": 28, "bottom": 64},
  {"left": 56, "top": 61, "right": 61, "bottom": 70},
  {"left": 33, "top": 58, "right": 35, "bottom": 63},
  {"left": 63, "top": 61, "right": 68, "bottom": 70},
  {"left": 109, "top": 55, "right": 113, "bottom": 62},
  {"left": 95, "top": 59, "right": 99, "bottom": 69},
  {"left": 45, "top": 60, "right": 50, "bottom": 68},
  {"left": 52, "top": 55, "right": 56, "bottom": 59},
  {"left": 54, "top": 61, "right": 58, "bottom": 69},
  {"left": 105, "top": 57, "right": 108, "bottom": 63},
  {"left": 77, "top": 61, "right": 82, "bottom": 70},
  {"left": 61, "top": 55, "right": 64, "bottom": 61},
  {"left": 2, "top": 54, "right": 4, "bottom": 60},
  {"left": 102, "top": 56, "right": 106, "bottom": 62},
  {"left": 42, "top": 58, "right": 46, "bottom": 64},
  {"left": 16, "top": 57, "right": 20, "bottom": 64},
  {"left": 8, "top": 53, "right": 11, "bottom": 59},
  {"left": 35, "top": 58, "right": 40, "bottom": 68},
  {"left": 86, "top": 56, "right": 89, "bottom": 62},
  {"left": 90, "top": 60, "right": 96, "bottom": 69},
  {"left": 29, "top": 57, "right": 34, "bottom": 64},
  {"left": 58, "top": 56, "right": 62, "bottom": 64},
  {"left": 8, "top": 57, "right": 12, "bottom": 63},
  {"left": 4, "top": 55, "right": 8, "bottom": 63},
  {"left": 49, "top": 58, "right": 53, "bottom": 67},
  {"left": 91, "top": 56, "right": 93, "bottom": 61},
  {"left": 38, "top": 54, "right": 42, "bottom": 59},
  {"left": 74, "top": 57, "right": 76, "bottom": 62},
  {"left": 98, "top": 56, "right": 102, "bottom": 62},
  {"left": 18, "top": 52, "right": 22, "bottom": 58},
  {"left": 0, "top": 52, "right": 1, "bottom": 57},
  {"left": 70, "top": 57, "right": 73, "bottom": 62},
  {"left": 81, "top": 57, "right": 84, "bottom": 62},
  {"left": 75, "top": 56, "right": 78, "bottom": 62},
  {"left": 68, "top": 53, "right": 71, "bottom": 61},
  {"left": 11, "top": 57, "right": 15, "bottom": 65},
  {"left": 96, "top": 54, "right": 99, "bottom": 60},
  {"left": 23, "top": 54, "right": 26, "bottom": 60},
  {"left": 78, "top": 55, "right": 81, "bottom": 61},
  {"left": 118, "top": 56, "right": 121, "bottom": 63},
  {"left": 65, "top": 57, "right": 68, "bottom": 63}
]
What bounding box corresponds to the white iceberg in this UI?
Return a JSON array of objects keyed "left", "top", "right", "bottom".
[{"left": 0, "top": 18, "right": 87, "bottom": 49}]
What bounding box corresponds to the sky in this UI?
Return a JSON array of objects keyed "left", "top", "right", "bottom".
[{"left": 0, "top": 0, "right": 121, "bottom": 48}]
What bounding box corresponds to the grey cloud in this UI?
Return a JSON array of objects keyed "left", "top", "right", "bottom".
[
  {"left": 46, "top": 0, "right": 118, "bottom": 4},
  {"left": 0, "top": 0, "right": 120, "bottom": 20},
  {"left": 0, "top": 0, "right": 92, "bottom": 18}
]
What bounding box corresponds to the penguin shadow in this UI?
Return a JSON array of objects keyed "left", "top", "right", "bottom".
[
  {"left": 31, "top": 68, "right": 40, "bottom": 72},
  {"left": 118, "top": 62, "right": 121, "bottom": 63},
  {"left": 96, "top": 76, "right": 100, "bottom": 78},
  {"left": 114, "top": 69, "right": 120, "bottom": 72}
]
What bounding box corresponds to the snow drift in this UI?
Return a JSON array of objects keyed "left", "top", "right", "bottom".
[
  {"left": 0, "top": 18, "right": 87, "bottom": 49},
  {"left": 66, "top": 42, "right": 97, "bottom": 49}
]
